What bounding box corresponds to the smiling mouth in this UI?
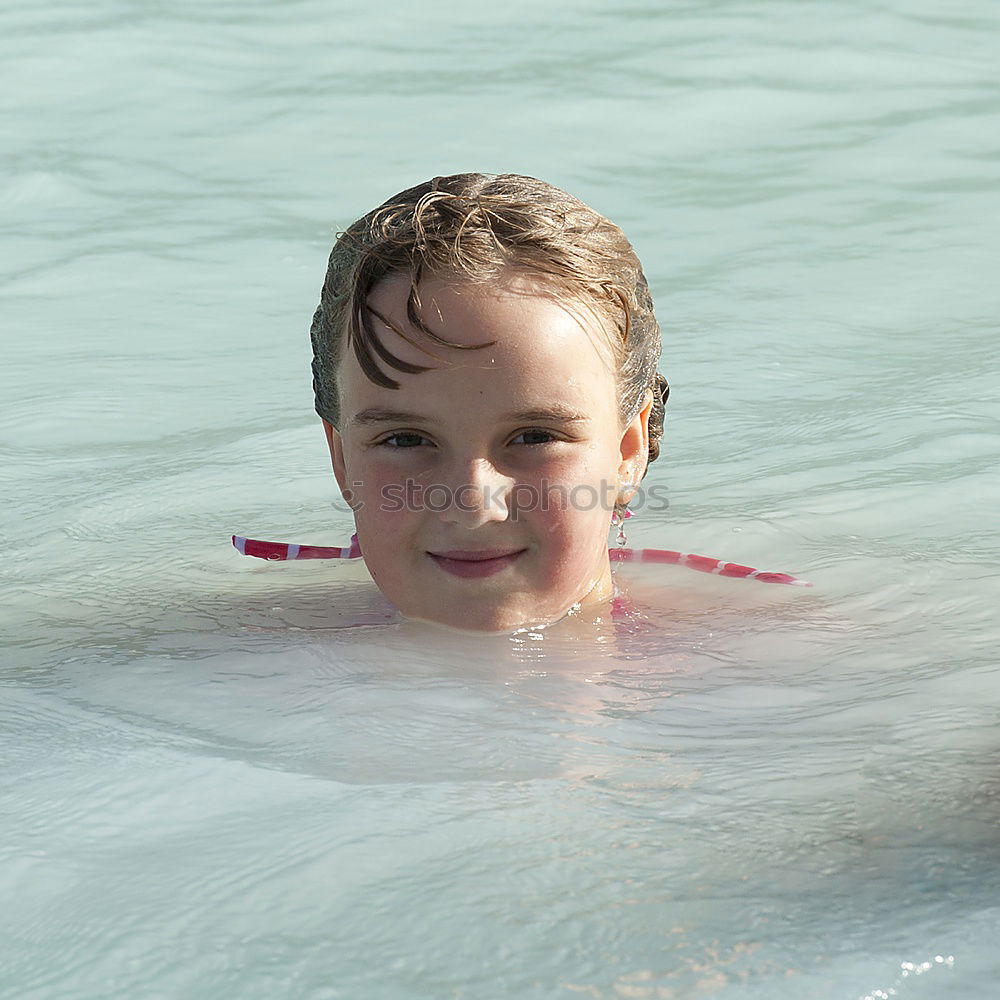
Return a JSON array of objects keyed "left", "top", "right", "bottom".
[{"left": 428, "top": 549, "right": 526, "bottom": 579}]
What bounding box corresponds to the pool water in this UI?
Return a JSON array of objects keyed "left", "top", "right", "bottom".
[{"left": 3, "top": 0, "right": 999, "bottom": 997}]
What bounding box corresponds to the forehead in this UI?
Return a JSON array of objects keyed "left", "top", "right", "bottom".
[{"left": 341, "top": 271, "right": 618, "bottom": 394}]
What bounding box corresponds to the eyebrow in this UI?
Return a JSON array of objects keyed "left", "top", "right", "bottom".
[
  {"left": 347, "top": 408, "right": 430, "bottom": 428},
  {"left": 347, "top": 405, "right": 591, "bottom": 427},
  {"left": 502, "top": 406, "right": 590, "bottom": 424}
]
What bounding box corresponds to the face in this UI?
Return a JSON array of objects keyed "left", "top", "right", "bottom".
[{"left": 324, "top": 272, "right": 651, "bottom": 633}]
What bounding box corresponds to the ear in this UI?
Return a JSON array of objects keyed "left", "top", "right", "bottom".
[
  {"left": 617, "top": 391, "right": 653, "bottom": 502},
  {"left": 322, "top": 419, "right": 349, "bottom": 496}
]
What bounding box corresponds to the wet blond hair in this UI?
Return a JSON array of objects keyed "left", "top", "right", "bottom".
[{"left": 310, "top": 172, "right": 668, "bottom": 474}]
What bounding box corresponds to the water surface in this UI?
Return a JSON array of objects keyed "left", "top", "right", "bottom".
[{"left": 3, "top": 0, "right": 999, "bottom": 997}]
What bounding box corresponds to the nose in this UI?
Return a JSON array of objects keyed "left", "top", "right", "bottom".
[{"left": 436, "top": 457, "right": 514, "bottom": 528}]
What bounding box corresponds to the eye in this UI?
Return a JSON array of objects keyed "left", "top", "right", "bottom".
[
  {"left": 510, "top": 428, "right": 560, "bottom": 446},
  {"left": 378, "top": 431, "right": 432, "bottom": 449}
]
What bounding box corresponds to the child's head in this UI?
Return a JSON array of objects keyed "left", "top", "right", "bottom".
[{"left": 310, "top": 172, "right": 668, "bottom": 632}]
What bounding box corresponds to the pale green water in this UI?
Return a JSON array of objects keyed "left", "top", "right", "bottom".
[{"left": 3, "top": 1, "right": 999, "bottom": 998}]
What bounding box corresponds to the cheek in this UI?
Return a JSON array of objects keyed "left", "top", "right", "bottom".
[
  {"left": 343, "top": 450, "right": 419, "bottom": 512},
  {"left": 527, "top": 495, "right": 611, "bottom": 581},
  {"left": 524, "top": 450, "right": 619, "bottom": 521},
  {"left": 351, "top": 507, "right": 419, "bottom": 600},
  {"left": 343, "top": 454, "right": 423, "bottom": 577},
  {"left": 352, "top": 479, "right": 422, "bottom": 549}
]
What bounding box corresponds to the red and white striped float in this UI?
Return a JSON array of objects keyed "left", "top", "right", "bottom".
[{"left": 231, "top": 534, "right": 811, "bottom": 587}]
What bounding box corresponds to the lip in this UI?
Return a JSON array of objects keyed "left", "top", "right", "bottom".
[{"left": 428, "top": 548, "right": 526, "bottom": 579}]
